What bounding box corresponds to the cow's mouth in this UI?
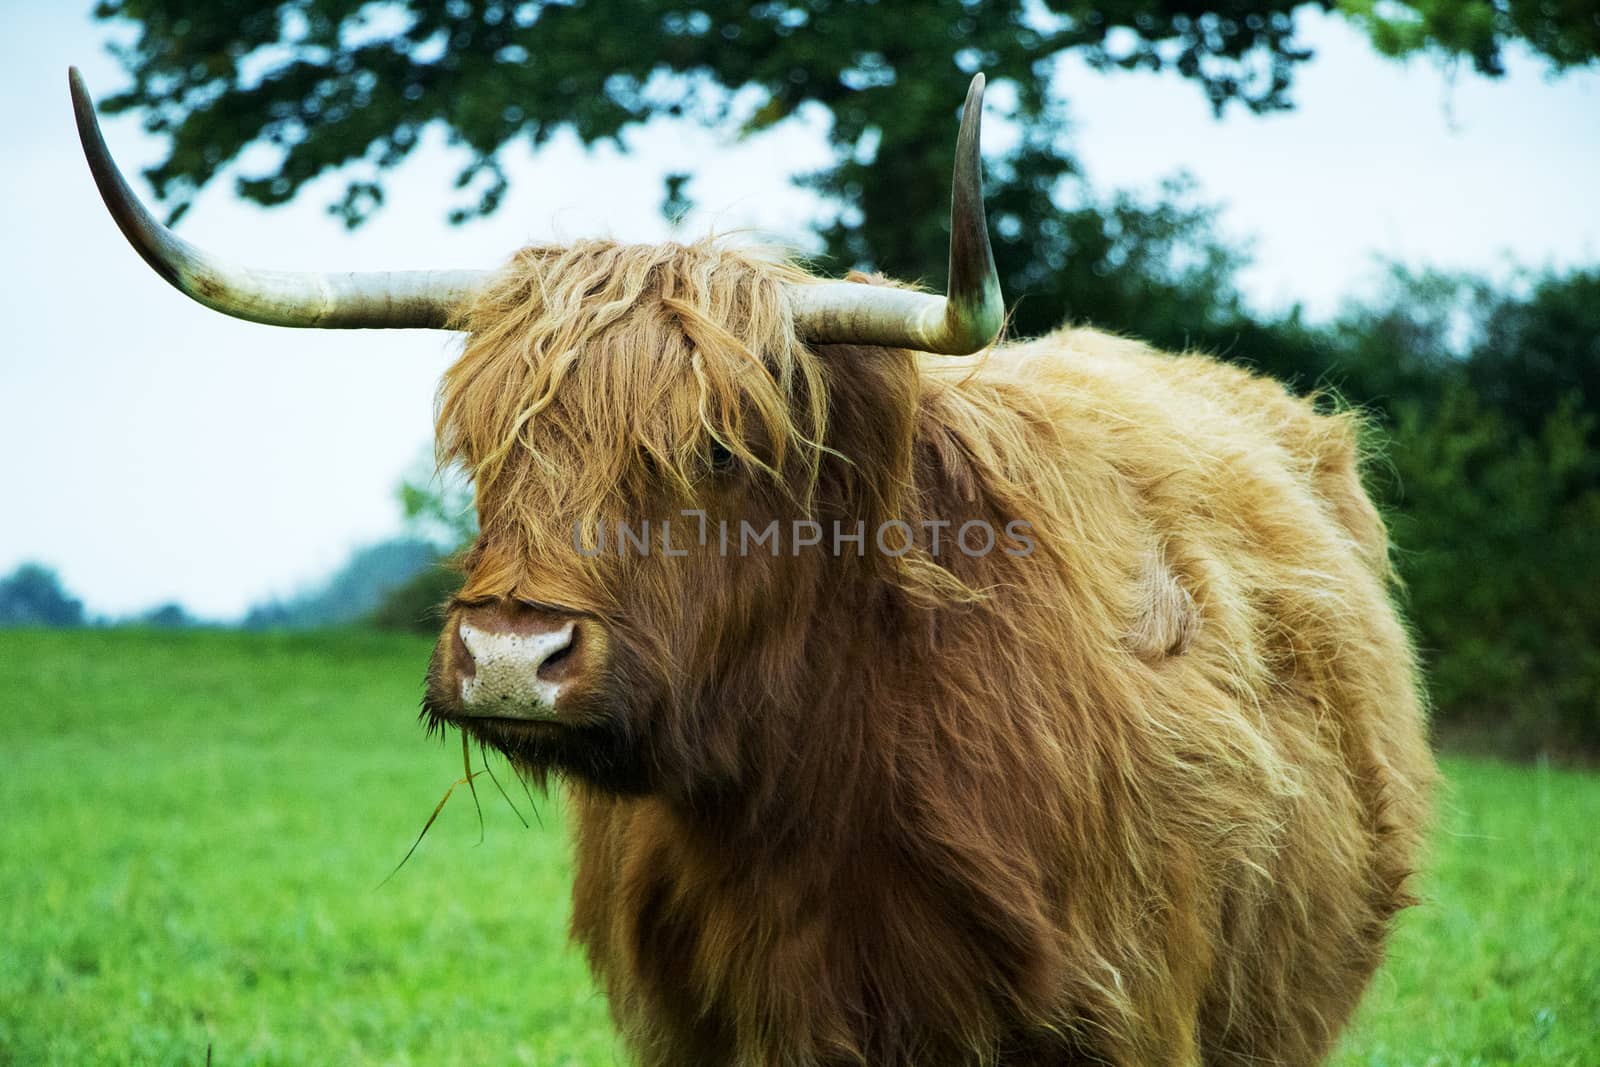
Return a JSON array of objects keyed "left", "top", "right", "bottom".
[
  {"left": 420, "top": 696, "right": 649, "bottom": 794},
  {"left": 422, "top": 698, "right": 566, "bottom": 744},
  {"left": 456, "top": 713, "right": 568, "bottom": 747}
]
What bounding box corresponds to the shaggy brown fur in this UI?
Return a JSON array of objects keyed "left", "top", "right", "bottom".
[{"left": 432, "top": 237, "right": 1434, "bottom": 1066}]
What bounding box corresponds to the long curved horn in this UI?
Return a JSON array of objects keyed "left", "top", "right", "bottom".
[
  {"left": 69, "top": 67, "right": 489, "bottom": 329},
  {"left": 789, "top": 73, "right": 1004, "bottom": 355}
]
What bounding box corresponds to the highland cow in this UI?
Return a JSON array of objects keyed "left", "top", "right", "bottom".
[{"left": 73, "top": 69, "right": 1432, "bottom": 1066}]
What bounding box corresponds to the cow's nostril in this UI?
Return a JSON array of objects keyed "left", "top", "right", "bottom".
[
  {"left": 452, "top": 621, "right": 475, "bottom": 676},
  {"left": 536, "top": 624, "right": 579, "bottom": 680}
]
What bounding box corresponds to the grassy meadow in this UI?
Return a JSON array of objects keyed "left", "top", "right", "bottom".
[{"left": 1, "top": 628, "right": 1596, "bottom": 1065}]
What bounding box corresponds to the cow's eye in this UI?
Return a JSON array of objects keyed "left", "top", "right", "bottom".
[{"left": 708, "top": 440, "right": 736, "bottom": 476}]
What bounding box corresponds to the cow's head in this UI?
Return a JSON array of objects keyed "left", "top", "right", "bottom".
[{"left": 70, "top": 69, "right": 1002, "bottom": 796}]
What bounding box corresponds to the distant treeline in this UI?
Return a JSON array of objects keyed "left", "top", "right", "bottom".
[
  {"left": 241, "top": 539, "right": 442, "bottom": 631},
  {"left": 0, "top": 538, "right": 446, "bottom": 634},
  {"left": 0, "top": 564, "right": 89, "bottom": 628}
]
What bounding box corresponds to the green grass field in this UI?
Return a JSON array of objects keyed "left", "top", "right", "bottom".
[{"left": 2, "top": 629, "right": 1596, "bottom": 1065}]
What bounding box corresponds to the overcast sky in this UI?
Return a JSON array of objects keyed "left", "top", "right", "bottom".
[{"left": 2, "top": 3, "right": 1596, "bottom": 620}]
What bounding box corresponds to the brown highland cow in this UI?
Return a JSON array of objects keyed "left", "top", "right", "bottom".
[{"left": 73, "top": 69, "right": 1432, "bottom": 1066}]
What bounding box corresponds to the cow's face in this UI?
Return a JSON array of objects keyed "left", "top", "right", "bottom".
[{"left": 420, "top": 241, "right": 920, "bottom": 794}]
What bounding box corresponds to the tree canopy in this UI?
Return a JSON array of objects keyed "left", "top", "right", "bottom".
[{"left": 93, "top": 1, "right": 1597, "bottom": 337}]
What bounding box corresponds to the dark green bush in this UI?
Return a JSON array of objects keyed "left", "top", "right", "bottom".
[
  {"left": 368, "top": 564, "right": 464, "bottom": 636},
  {"left": 1383, "top": 385, "right": 1600, "bottom": 756}
]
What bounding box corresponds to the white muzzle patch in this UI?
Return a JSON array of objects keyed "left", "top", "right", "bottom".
[{"left": 457, "top": 619, "right": 574, "bottom": 718}]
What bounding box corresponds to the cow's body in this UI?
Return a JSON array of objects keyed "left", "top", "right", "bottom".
[{"left": 460, "top": 301, "right": 1430, "bottom": 1066}]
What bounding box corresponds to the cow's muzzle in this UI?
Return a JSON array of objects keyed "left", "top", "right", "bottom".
[{"left": 431, "top": 599, "right": 599, "bottom": 721}]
